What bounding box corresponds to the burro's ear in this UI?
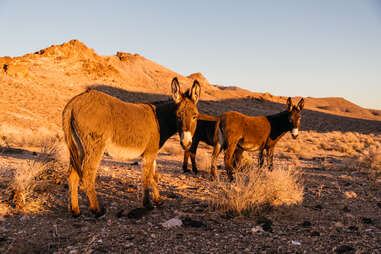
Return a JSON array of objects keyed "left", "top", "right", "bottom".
[
  {"left": 286, "top": 97, "right": 293, "bottom": 111},
  {"left": 297, "top": 98, "right": 304, "bottom": 111},
  {"left": 171, "top": 77, "right": 182, "bottom": 103},
  {"left": 190, "top": 80, "right": 201, "bottom": 104}
]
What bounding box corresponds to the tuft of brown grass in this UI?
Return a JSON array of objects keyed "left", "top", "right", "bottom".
[
  {"left": 10, "top": 160, "right": 49, "bottom": 212},
  {"left": 357, "top": 144, "right": 381, "bottom": 174},
  {"left": 210, "top": 164, "right": 304, "bottom": 217},
  {"left": 8, "top": 135, "right": 67, "bottom": 213}
]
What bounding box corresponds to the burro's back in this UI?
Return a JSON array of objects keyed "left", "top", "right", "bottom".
[{"left": 62, "top": 78, "right": 201, "bottom": 217}]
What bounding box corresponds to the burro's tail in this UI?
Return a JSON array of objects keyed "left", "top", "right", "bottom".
[
  {"left": 62, "top": 108, "right": 84, "bottom": 177},
  {"left": 213, "top": 117, "right": 225, "bottom": 148}
]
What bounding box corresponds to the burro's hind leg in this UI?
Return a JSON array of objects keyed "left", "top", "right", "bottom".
[
  {"left": 81, "top": 142, "right": 105, "bottom": 217},
  {"left": 142, "top": 154, "right": 161, "bottom": 210},
  {"left": 152, "top": 160, "right": 162, "bottom": 207},
  {"left": 232, "top": 148, "right": 244, "bottom": 169},
  {"left": 210, "top": 142, "right": 222, "bottom": 180},
  {"left": 266, "top": 147, "right": 275, "bottom": 171},
  {"left": 224, "top": 141, "right": 239, "bottom": 181},
  {"left": 68, "top": 165, "right": 80, "bottom": 217}
]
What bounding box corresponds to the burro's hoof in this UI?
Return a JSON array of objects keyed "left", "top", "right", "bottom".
[
  {"left": 69, "top": 204, "right": 81, "bottom": 217},
  {"left": 143, "top": 200, "right": 154, "bottom": 211},
  {"left": 71, "top": 210, "right": 81, "bottom": 218},
  {"left": 92, "top": 207, "right": 106, "bottom": 218},
  {"left": 154, "top": 199, "right": 164, "bottom": 208}
]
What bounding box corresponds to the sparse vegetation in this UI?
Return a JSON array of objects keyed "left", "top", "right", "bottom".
[
  {"left": 6, "top": 135, "right": 67, "bottom": 214},
  {"left": 210, "top": 164, "right": 303, "bottom": 217}
]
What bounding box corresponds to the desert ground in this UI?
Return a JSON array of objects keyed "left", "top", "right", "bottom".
[{"left": 0, "top": 40, "right": 380, "bottom": 253}]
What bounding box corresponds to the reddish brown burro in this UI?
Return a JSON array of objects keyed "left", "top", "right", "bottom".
[{"left": 211, "top": 97, "right": 304, "bottom": 180}]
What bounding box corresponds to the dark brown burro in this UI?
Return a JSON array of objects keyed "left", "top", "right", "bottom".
[
  {"left": 62, "top": 77, "right": 201, "bottom": 217},
  {"left": 210, "top": 97, "right": 304, "bottom": 180},
  {"left": 182, "top": 114, "right": 218, "bottom": 174}
]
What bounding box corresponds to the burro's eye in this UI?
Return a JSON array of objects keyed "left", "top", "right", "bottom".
[{"left": 192, "top": 115, "right": 197, "bottom": 120}]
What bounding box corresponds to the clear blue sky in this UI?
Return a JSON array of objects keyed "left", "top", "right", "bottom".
[{"left": 1, "top": 0, "right": 380, "bottom": 109}]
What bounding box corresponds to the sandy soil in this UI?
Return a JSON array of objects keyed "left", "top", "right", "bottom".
[{"left": 0, "top": 134, "right": 380, "bottom": 253}]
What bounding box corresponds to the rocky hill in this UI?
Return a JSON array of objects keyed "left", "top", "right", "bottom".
[{"left": 0, "top": 39, "right": 380, "bottom": 137}]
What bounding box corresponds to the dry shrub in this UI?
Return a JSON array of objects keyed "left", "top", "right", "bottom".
[
  {"left": 10, "top": 160, "right": 49, "bottom": 212},
  {"left": 357, "top": 144, "right": 381, "bottom": 173},
  {"left": 0, "top": 125, "right": 56, "bottom": 148},
  {"left": 210, "top": 164, "right": 303, "bottom": 217},
  {"left": 8, "top": 135, "right": 67, "bottom": 213}
]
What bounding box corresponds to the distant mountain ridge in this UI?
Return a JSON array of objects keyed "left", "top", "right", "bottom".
[{"left": 0, "top": 39, "right": 380, "bottom": 135}]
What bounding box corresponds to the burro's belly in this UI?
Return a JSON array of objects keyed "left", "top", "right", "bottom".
[
  {"left": 237, "top": 139, "right": 260, "bottom": 152},
  {"left": 105, "top": 141, "right": 145, "bottom": 160}
]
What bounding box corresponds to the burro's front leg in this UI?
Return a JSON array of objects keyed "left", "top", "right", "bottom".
[{"left": 182, "top": 150, "right": 191, "bottom": 173}]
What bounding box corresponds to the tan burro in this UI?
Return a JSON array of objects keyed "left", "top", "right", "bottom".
[{"left": 62, "top": 77, "right": 201, "bottom": 217}]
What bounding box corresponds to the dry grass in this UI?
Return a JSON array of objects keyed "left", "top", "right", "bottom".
[
  {"left": 0, "top": 125, "right": 57, "bottom": 148},
  {"left": 7, "top": 135, "right": 67, "bottom": 214},
  {"left": 10, "top": 160, "right": 49, "bottom": 212},
  {"left": 357, "top": 143, "right": 381, "bottom": 174},
  {"left": 210, "top": 164, "right": 304, "bottom": 217}
]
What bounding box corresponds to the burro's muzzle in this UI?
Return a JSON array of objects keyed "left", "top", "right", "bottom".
[
  {"left": 291, "top": 128, "right": 299, "bottom": 139},
  {"left": 180, "top": 131, "right": 192, "bottom": 150}
]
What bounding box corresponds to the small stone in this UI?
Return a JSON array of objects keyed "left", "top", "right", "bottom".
[
  {"left": 301, "top": 220, "right": 312, "bottom": 227},
  {"left": 126, "top": 208, "right": 150, "bottom": 219},
  {"left": 334, "top": 245, "right": 355, "bottom": 253},
  {"left": 335, "top": 222, "right": 344, "bottom": 228},
  {"left": 256, "top": 216, "right": 273, "bottom": 233},
  {"left": 161, "top": 217, "right": 182, "bottom": 228},
  {"left": 251, "top": 225, "right": 264, "bottom": 233},
  {"left": 361, "top": 217, "right": 372, "bottom": 224},
  {"left": 125, "top": 242, "right": 134, "bottom": 248},
  {"left": 311, "top": 231, "right": 320, "bottom": 236},
  {"left": 80, "top": 226, "right": 89, "bottom": 232},
  {"left": 344, "top": 191, "right": 357, "bottom": 198},
  {"left": 182, "top": 217, "right": 205, "bottom": 228}
]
